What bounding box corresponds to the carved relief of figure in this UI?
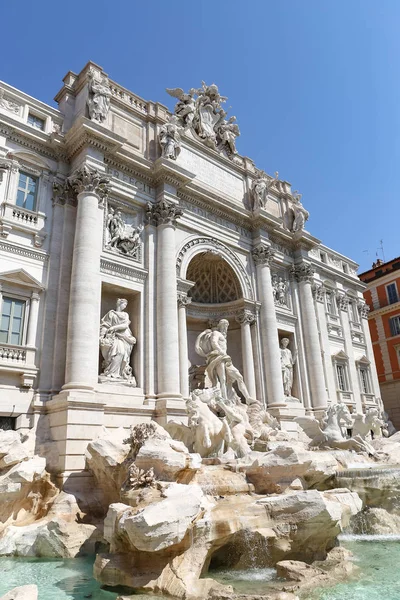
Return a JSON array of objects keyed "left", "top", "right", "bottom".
[
  {"left": 99, "top": 298, "right": 136, "bottom": 386},
  {"left": 277, "top": 277, "right": 288, "bottom": 306},
  {"left": 280, "top": 338, "right": 297, "bottom": 397},
  {"left": 291, "top": 192, "right": 309, "bottom": 232},
  {"left": 105, "top": 207, "right": 143, "bottom": 257},
  {"left": 159, "top": 116, "right": 182, "bottom": 160},
  {"left": 251, "top": 171, "right": 278, "bottom": 210},
  {"left": 195, "top": 319, "right": 251, "bottom": 404},
  {"left": 87, "top": 70, "right": 111, "bottom": 123}
]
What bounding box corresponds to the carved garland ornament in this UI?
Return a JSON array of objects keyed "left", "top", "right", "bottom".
[{"left": 176, "top": 237, "right": 254, "bottom": 300}]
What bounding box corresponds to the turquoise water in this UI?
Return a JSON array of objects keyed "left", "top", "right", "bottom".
[
  {"left": 1, "top": 539, "right": 400, "bottom": 600},
  {"left": 316, "top": 535, "right": 400, "bottom": 600},
  {"left": 0, "top": 556, "right": 162, "bottom": 600}
]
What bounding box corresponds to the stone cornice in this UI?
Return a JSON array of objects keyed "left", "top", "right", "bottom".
[
  {"left": 152, "top": 157, "right": 195, "bottom": 189},
  {"left": 0, "top": 119, "right": 59, "bottom": 162},
  {"left": 0, "top": 240, "right": 48, "bottom": 262},
  {"left": 367, "top": 300, "right": 400, "bottom": 319},
  {"left": 63, "top": 115, "right": 125, "bottom": 160},
  {"left": 100, "top": 258, "right": 147, "bottom": 283}
]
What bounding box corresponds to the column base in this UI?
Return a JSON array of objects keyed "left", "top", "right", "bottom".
[
  {"left": 47, "top": 389, "right": 106, "bottom": 474},
  {"left": 268, "top": 403, "right": 306, "bottom": 435}
]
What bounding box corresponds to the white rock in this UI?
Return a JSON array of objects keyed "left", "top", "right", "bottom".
[
  {"left": 0, "top": 431, "right": 30, "bottom": 469},
  {"left": 135, "top": 437, "right": 201, "bottom": 482},
  {"left": 0, "top": 584, "right": 38, "bottom": 600},
  {"left": 121, "top": 483, "right": 211, "bottom": 552},
  {"left": 5, "top": 457, "right": 46, "bottom": 484}
]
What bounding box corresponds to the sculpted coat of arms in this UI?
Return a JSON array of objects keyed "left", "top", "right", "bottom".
[{"left": 166, "top": 82, "right": 240, "bottom": 159}]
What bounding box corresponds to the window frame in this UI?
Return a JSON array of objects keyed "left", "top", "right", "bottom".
[
  {"left": 15, "top": 170, "right": 38, "bottom": 212},
  {"left": 325, "top": 290, "right": 337, "bottom": 316},
  {"left": 0, "top": 295, "right": 26, "bottom": 346},
  {"left": 27, "top": 112, "right": 45, "bottom": 131},
  {"left": 390, "top": 315, "right": 400, "bottom": 337},
  {"left": 386, "top": 282, "right": 399, "bottom": 306}
]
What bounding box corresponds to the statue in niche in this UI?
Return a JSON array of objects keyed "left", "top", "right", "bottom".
[
  {"left": 291, "top": 192, "right": 309, "bottom": 232},
  {"left": 99, "top": 298, "right": 137, "bottom": 386},
  {"left": 87, "top": 69, "right": 111, "bottom": 124},
  {"left": 105, "top": 206, "right": 143, "bottom": 257},
  {"left": 195, "top": 318, "right": 251, "bottom": 404},
  {"left": 280, "top": 338, "right": 298, "bottom": 399},
  {"left": 251, "top": 171, "right": 279, "bottom": 210},
  {"left": 159, "top": 115, "right": 182, "bottom": 160}
]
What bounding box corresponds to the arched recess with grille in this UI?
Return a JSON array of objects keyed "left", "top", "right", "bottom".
[{"left": 176, "top": 236, "right": 254, "bottom": 301}]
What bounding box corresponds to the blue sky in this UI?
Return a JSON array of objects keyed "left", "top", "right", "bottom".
[{"left": 2, "top": 1, "right": 399, "bottom": 272}]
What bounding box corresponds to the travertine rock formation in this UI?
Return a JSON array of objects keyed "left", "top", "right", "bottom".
[{"left": 0, "top": 585, "right": 38, "bottom": 600}]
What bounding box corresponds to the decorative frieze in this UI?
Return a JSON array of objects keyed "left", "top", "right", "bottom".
[
  {"left": 0, "top": 89, "right": 21, "bottom": 115},
  {"left": 68, "top": 165, "right": 110, "bottom": 201},
  {"left": 251, "top": 244, "right": 274, "bottom": 266},
  {"left": 100, "top": 258, "right": 147, "bottom": 284},
  {"left": 146, "top": 200, "right": 183, "bottom": 226}
]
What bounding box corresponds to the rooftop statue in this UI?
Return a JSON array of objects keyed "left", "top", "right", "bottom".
[
  {"left": 251, "top": 170, "right": 279, "bottom": 210},
  {"left": 291, "top": 191, "right": 309, "bottom": 232},
  {"left": 166, "top": 81, "right": 240, "bottom": 159},
  {"left": 159, "top": 115, "right": 182, "bottom": 160},
  {"left": 87, "top": 69, "right": 111, "bottom": 124}
]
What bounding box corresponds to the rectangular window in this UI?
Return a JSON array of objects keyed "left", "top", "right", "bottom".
[
  {"left": 27, "top": 113, "right": 45, "bottom": 131},
  {"left": 342, "top": 263, "right": 348, "bottom": 274},
  {"left": 16, "top": 172, "right": 37, "bottom": 211},
  {"left": 386, "top": 283, "right": 399, "bottom": 305},
  {"left": 0, "top": 417, "right": 16, "bottom": 431},
  {"left": 0, "top": 297, "right": 25, "bottom": 345},
  {"left": 390, "top": 315, "right": 400, "bottom": 337},
  {"left": 336, "top": 364, "right": 347, "bottom": 391},
  {"left": 350, "top": 301, "right": 359, "bottom": 323},
  {"left": 320, "top": 252, "right": 327, "bottom": 263},
  {"left": 326, "top": 291, "right": 336, "bottom": 315},
  {"left": 359, "top": 368, "right": 370, "bottom": 394}
]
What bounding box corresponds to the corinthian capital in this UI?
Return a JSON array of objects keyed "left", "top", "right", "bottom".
[
  {"left": 177, "top": 292, "right": 192, "bottom": 307},
  {"left": 68, "top": 165, "right": 110, "bottom": 201},
  {"left": 290, "top": 263, "right": 315, "bottom": 283},
  {"left": 235, "top": 310, "right": 256, "bottom": 325},
  {"left": 146, "top": 199, "right": 183, "bottom": 226},
  {"left": 251, "top": 244, "right": 275, "bottom": 266}
]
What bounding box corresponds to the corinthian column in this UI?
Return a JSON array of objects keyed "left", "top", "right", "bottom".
[
  {"left": 292, "top": 263, "right": 327, "bottom": 410},
  {"left": 252, "top": 245, "right": 285, "bottom": 406},
  {"left": 63, "top": 165, "right": 110, "bottom": 391},
  {"left": 147, "top": 199, "right": 183, "bottom": 400},
  {"left": 235, "top": 310, "right": 257, "bottom": 400},
  {"left": 177, "top": 293, "right": 191, "bottom": 398}
]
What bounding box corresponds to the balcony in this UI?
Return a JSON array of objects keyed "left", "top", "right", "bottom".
[
  {"left": 0, "top": 343, "right": 38, "bottom": 387},
  {"left": 0, "top": 202, "right": 46, "bottom": 246}
]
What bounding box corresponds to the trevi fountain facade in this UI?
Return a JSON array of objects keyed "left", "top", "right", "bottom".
[{"left": 0, "top": 62, "right": 399, "bottom": 600}]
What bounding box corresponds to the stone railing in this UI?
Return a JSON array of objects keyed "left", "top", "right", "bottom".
[
  {"left": 12, "top": 206, "right": 38, "bottom": 226},
  {"left": 109, "top": 83, "right": 148, "bottom": 114},
  {"left": 0, "top": 344, "right": 26, "bottom": 363}
]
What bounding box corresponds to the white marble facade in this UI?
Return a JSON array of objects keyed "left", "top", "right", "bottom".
[{"left": 0, "top": 62, "right": 380, "bottom": 476}]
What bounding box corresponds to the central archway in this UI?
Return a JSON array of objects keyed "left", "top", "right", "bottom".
[{"left": 187, "top": 251, "right": 242, "bottom": 304}]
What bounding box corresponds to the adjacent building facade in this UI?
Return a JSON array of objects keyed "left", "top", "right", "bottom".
[
  {"left": 359, "top": 258, "right": 400, "bottom": 428},
  {"left": 0, "top": 62, "right": 380, "bottom": 481}
]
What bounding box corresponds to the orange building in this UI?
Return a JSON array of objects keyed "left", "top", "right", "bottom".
[{"left": 359, "top": 257, "right": 400, "bottom": 428}]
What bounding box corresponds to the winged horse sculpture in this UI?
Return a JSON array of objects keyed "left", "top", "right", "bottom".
[{"left": 296, "top": 403, "right": 376, "bottom": 455}]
